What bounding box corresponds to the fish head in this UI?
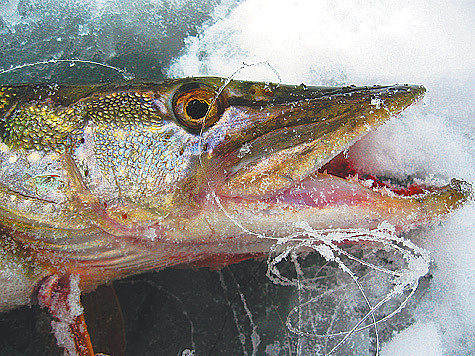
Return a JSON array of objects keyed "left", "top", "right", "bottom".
[
  {"left": 2, "top": 77, "right": 467, "bottom": 241},
  {"left": 144, "top": 77, "right": 469, "bottom": 239},
  {"left": 198, "top": 79, "right": 424, "bottom": 197},
  {"left": 74, "top": 78, "right": 428, "bottom": 216}
]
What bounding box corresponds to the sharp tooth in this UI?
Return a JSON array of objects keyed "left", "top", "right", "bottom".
[{"left": 378, "top": 186, "right": 398, "bottom": 197}]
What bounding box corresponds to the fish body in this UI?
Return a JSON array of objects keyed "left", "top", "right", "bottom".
[{"left": 0, "top": 77, "right": 470, "bottom": 313}]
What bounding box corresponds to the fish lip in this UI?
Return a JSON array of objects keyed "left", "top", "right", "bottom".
[{"left": 449, "top": 178, "right": 474, "bottom": 201}]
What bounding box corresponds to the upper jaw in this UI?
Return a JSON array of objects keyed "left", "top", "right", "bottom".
[
  {"left": 202, "top": 82, "right": 426, "bottom": 199},
  {"left": 188, "top": 80, "right": 471, "bottom": 231}
]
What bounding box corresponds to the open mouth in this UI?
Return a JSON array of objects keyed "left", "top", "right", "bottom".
[
  {"left": 263, "top": 140, "right": 470, "bottom": 211},
  {"left": 200, "top": 79, "right": 470, "bottom": 233},
  {"left": 257, "top": 148, "right": 437, "bottom": 211},
  {"left": 318, "top": 151, "right": 431, "bottom": 198},
  {"left": 216, "top": 125, "right": 470, "bottom": 233}
]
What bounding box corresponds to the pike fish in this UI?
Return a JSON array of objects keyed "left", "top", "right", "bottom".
[{"left": 0, "top": 77, "right": 470, "bottom": 354}]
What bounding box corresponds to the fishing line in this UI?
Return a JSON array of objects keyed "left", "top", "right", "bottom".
[
  {"left": 197, "top": 61, "right": 282, "bottom": 241},
  {"left": 263, "top": 224, "right": 429, "bottom": 355},
  {"left": 194, "top": 62, "right": 282, "bottom": 355},
  {"left": 0, "top": 59, "right": 136, "bottom": 81},
  {"left": 217, "top": 270, "right": 251, "bottom": 356},
  {"left": 284, "top": 239, "right": 426, "bottom": 354},
  {"left": 201, "top": 61, "right": 430, "bottom": 354}
]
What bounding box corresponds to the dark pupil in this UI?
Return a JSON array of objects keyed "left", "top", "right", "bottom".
[{"left": 186, "top": 99, "right": 209, "bottom": 120}]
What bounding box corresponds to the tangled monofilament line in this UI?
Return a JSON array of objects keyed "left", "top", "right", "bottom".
[
  {"left": 266, "top": 222, "right": 430, "bottom": 355},
  {"left": 198, "top": 66, "right": 431, "bottom": 355}
]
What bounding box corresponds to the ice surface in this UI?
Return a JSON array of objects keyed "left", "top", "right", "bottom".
[
  {"left": 169, "top": 0, "right": 474, "bottom": 354},
  {"left": 0, "top": 0, "right": 230, "bottom": 83},
  {"left": 0, "top": 0, "right": 473, "bottom": 355},
  {"left": 260, "top": 223, "right": 432, "bottom": 354}
]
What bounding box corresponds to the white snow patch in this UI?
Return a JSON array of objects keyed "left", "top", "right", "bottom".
[
  {"left": 168, "top": 0, "right": 474, "bottom": 354},
  {"left": 168, "top": 0, "right": 474, "bottom": 84},
  {"left": 413, "top": 204, "right": 475, "bottom": 355},
  {"left": 381, "top": 321, "right": 443, "bottom": 356}
]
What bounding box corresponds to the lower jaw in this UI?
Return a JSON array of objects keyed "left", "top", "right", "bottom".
[{"left": 212, "top": 172, "right": 465, "bottom": 240}]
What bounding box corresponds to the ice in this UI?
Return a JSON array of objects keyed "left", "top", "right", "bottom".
[
  {"left": 169, "top": 0, "right": 474, "bottom": 354},
  {"left": 51, "top": 320, "right": 78, "bottom": 356},
  {"left": 0, "top": 0, "right": 228, "bottom": 83},
  {"left": 259, "top": 223, "right": 431, "bottom": 354},
  {"left": 380, "top": 322, "right": 443, "bottom": 356},
  {"left": 218, "top": 268, "right": 262, "bottom": 356}
]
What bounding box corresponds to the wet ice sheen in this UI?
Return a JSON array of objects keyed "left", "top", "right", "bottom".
[
  {"left": 0, "top": 0, "right": 473, "bottom": 355},
  {"left": 171, "top": 0, "right": 473, "bottom": 355}
]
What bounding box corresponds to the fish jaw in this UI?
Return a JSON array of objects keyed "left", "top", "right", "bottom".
[
  {"left": 197, "top": 175, "right": 471, "bottom": 241},
  {"left": 180, "top": 81, "right": 471, "bottom": 240},
  {"left": 203, "top": 83, "right": 426, "bottom": 199}
]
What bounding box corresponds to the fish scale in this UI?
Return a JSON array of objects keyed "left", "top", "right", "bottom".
[
  {"left": 3, "top": 103, "right": 85, "bottom": 150},
  {"left": 86, "top": 91, "right": 162, "bottom": 126},
  {"left": 1, "top": 87, "right": 163, "bottom": 150},
  {"left": 90, "top": 122, "right": 192, "bottom": 208}
]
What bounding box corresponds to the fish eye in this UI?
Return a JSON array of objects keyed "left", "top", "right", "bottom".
[
  {"left": 172, "top": 84, "right": 225, "bottom": 131},
  {"left": 186, "top": 99, "right": 209, "bottom": 120}
]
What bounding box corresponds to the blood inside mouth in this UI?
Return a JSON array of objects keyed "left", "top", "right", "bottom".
[
  {"left": 264, "top": 151, "right": 437, "bottom": 209},
  {"left": 318, "top": 152, "right": 430, "bottom": 197}
]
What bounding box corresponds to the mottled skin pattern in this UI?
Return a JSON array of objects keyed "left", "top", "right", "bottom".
[{"left": 0, "top": 77, "right": 470, "bottom": 314}]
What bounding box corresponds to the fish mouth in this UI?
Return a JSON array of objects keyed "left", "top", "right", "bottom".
[
  {"left": 209, "top": 83, "right": 426, "bottom": 198},
  {"left": 199, "top": 81, "right": 471, "bottom": 232}
]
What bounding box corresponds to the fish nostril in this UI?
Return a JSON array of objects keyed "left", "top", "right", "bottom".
[
  {"left": 249, "top": 85, "right": 273, "bottom": 97},
  {"left": 264, "top": 89, "right": 274, "bottom": 97}
]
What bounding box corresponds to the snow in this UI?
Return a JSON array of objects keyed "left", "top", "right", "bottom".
[
  {"left": 0, "top": 0, "right": 473, "bottom": 354},
  {"left": 380, "top": 322, "right": 443, "bottom": 356},
  {"left": 168, "top": 0, "right": 474, "bottom": 84},
  {"left": 169, "top": 0, "right": 474, "bottom": 354},
  {"left": 412, "top": 205, "right": 475, "bottom": 356}
]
